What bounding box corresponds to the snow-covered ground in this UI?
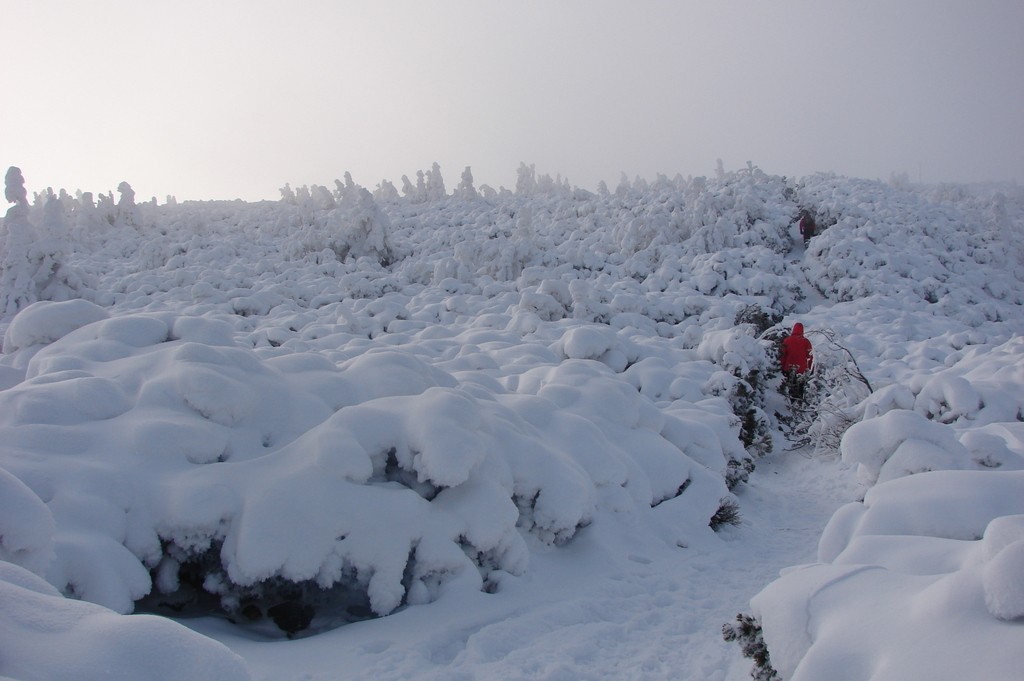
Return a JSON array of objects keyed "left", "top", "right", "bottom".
[
  {"left": 1, "top": 164, "right": 1022, "bottom": 680},
  {"left": 185, "top": 450, "right": 856, "bottom": 681}
]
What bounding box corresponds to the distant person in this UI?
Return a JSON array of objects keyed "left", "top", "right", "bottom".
[
  {"left": 798, "top": 212, "right": 817, "bottom": 244},
  {"left": 781, "top": 322, "right": 813, "bottom": 400}
]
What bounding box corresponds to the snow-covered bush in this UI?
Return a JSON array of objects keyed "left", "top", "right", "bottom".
[
  {"left": 799, "top": 174, "right": 1024, "bottom": 314},
  {"left": 0, "top": 302, "right": 734, "bottom": 636},
  {"left": 722, "top": 613, "right": 779, "bottom": 681},
  {"left": 734, "top": 303, "right": 782, "bottom": 336},
  {"left": 2, "top": 299, "right": 109, "bottom": 353},
  {"left": 840, "top": 409, "right": 971, "bottom": 485},
  {"left": 908, "top": 335, "right": 1024, "bottom": 426},
  {"left": 278, "top": 175, "right": 395, "bottom": 266},
  {"left": 698, "top": 327, "right": 774, "bottom": 461}
]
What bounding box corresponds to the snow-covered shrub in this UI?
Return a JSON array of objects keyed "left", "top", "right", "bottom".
[
  {"left": 454, "top": 229, "right": 537, "bottom": 282},
  {"left": 281, "top": 175, "right": 395, "bottom": 266},
  {"left": 839, "top": 410, "right": 970, "bottom": 485},
  {"left": 839, "top": 335, "right": 1024, "bottom": 483},
  {"left": 2, "top": 298, "right": 109, "bottom": 354},
  {"left": 550, "top": 323, "right": 635, "bottom": 372},
  {"left": 734, "top": 303, "right": 782, "bottom": 336},
  {"left": 722, "top": 613, "right": 779, "bottom": 681},
  {"left": 568, "top": 278, "right": 612, "bottom": 324},
  {"left": 0, "top": 304, "right": 736, "bottom": 636},
  {"left": 907, "top": 335, "right": 1024, "bottom": 427},
  {"left": 680, "top": 166, "right": 797, "bottom": 255},
  {"left": 798, "top": 174, "right": 1024, "bottom": 314},
  {"left": 698, "top": 328, "right": 774, "bottom": 460}
]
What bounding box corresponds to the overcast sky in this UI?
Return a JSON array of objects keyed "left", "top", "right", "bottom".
[{"left": 4, "top": 1, "right": 1023, "bottom": 202}]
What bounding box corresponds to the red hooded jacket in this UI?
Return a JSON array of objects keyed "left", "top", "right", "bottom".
[{"left": 781, "top": 323, "right": 813, "bottom": 374}]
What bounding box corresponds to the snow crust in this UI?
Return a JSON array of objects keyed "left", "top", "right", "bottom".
[{"left": 2, "top": 165, "right": 1023, "bottom": 680}]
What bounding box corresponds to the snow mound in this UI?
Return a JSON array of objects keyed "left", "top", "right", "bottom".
[
  {"left": 0, "top": 468, "right": 55, "bottom": 576},
  {"left": 0, "top": 560, "right": 250, "bottom": 681},
  {"left": 2, "top": 299, "right": 108, "bottom": 353},
  {"left": 753, "top": 470, "right": 1024, "bottom": 681},
  {"left": 840, "top": 410, "right": 970, "bottom": 485},
  {"left": 981, "top": 514, "right": 1024, "bottom": 620}
]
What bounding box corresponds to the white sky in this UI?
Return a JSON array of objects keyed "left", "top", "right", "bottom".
[{"left": 4, "top": 0, "right": 1023, "bottom": 202}]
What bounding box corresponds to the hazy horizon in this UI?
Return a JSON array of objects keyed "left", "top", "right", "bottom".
[{"left": 4, "top": 1, "right": 1022, "bottom": 202}]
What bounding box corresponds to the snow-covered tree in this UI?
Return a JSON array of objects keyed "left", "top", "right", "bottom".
[
  {"left": 415, "top": 170, "right": 427, "bottom": 202},
  {"left": 5, "top": 166, "right": 28, "bottom": 206},
  {"left": 116, "top": 181, "right": 136, "bottom": 225},
  {"left": 456, "top": 166, "right": 479, "bottom": 200},
  {"left": 373, "top": 179, "right": 401, "bottom": 203},
  {"left": 283, "top": 174, "right": 395, "bottom": 266},
  {"left": 400, "top": 174, "right": 417, "bottom": 201},
  {"left": 515, "top": 162, "right": 536, "bottom": 196},
  {"left": 425, "top": 162, "right": 446, "bottom": 201},
  {"left": 1, "top": 168, "right": 85, "bottom": 315}
]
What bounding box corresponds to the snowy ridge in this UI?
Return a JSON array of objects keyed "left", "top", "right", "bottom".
[{"left": 2, "top": 165, "right": 1023, "bottom": 680}]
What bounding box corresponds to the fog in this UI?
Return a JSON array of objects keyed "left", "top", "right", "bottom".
[{"left": 4, "top": 0, "right": 1022, "bottom": 201}]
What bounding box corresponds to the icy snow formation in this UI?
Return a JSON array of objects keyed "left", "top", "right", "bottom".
[{"left": 1, "top": 164, "right": 1023, "bottom": 678}]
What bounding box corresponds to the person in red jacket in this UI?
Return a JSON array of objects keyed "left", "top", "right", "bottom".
[
  {"left": 781, "top": 322, "right": 813, "bottom": 400},
  {"left": 799, "top": 212, "right": 817, "bottom": 244}
]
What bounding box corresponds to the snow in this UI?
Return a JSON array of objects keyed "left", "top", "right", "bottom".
[
  {"left": 0, "top": 561, "right": 249, "bottom": 681},
  {"left": 754, "top": 469, "right": 1024, "bottom": 681},
  {"left": 839, "top": 409, "right": 971, "bottom": 485},
  {"left": 1, "top": 164, "right": 1023, "bottom": 680}
]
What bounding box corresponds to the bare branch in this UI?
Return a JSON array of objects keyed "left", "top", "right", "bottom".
[{"left": 806, "top": 328, "right": 874, "bottom": 393}]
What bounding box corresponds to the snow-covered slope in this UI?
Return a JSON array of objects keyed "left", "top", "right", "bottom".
[{"left": 1, "top": 165, "right": 1022, "bottom": 680}]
